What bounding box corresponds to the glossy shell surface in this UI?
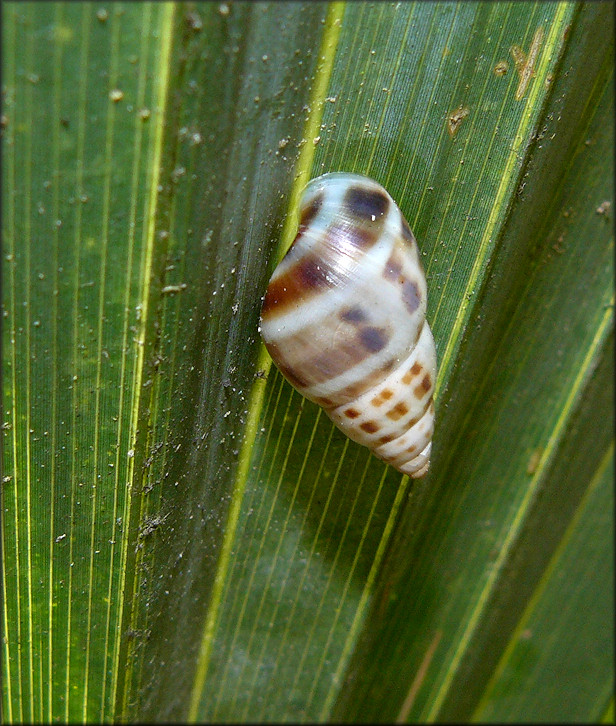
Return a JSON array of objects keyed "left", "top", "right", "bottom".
[{"left": 259, "top": 172, "right": 437, "bottom": 477}]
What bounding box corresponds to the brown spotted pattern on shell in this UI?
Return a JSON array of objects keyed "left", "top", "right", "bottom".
[{"left": 259, "top": 173, "right": 437, "bottom": 478}]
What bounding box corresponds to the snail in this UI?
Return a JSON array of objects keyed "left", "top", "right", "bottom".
[{"left": 259, "top": 173, "right": 436, "bottom": 478}]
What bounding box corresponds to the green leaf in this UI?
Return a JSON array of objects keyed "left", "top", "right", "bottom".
[
  {"left": 2, "top": 1, "right": 613, "bottom": 723},
  {"left": 475, "top": 444, "right": 613, "bottom": 722},
  {"left": 2, "top": 2, "right": 176, "bottom": 721}
]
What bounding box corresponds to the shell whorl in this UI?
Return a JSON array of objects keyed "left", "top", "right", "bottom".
[{"left": 260, "top": 172, "right": 437, "bottom": 478}]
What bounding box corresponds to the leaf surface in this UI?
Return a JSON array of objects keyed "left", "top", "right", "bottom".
[{"left": 2, "top": 2, "right": 613, "bottom": 723}]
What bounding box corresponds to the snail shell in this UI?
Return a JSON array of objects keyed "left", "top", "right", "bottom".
[{"left": 259, "top": 173, "right": 437, "bottom": 478}]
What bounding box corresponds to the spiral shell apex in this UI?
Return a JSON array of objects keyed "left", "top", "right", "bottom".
[{"left": 259, "top": 172, "right": 437, "bottom": 478}]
